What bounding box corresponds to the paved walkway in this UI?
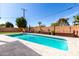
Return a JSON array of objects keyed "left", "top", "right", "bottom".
[{"left": 0, "top": 41, "right": 41, "bottom": 56}]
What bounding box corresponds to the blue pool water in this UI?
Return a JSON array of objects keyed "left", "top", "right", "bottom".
[{"left": 8, "top": 33, "right": 68, "bottom": 51}]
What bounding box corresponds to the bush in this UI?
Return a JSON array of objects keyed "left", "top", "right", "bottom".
[
  {"left": 51, "top": 30, "right": 55, "bottom": 35},
  {"left": 5, "top": 22, "right": 14, "bottom": 28}
]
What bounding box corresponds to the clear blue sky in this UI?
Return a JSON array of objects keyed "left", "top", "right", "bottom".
[{"left": 0, "top": 3, "right": 79, "bottom": 27}]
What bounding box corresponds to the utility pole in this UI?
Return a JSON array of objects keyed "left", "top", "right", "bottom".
[{"left": 21, "top": 8, "right": 27, "bottom": 18}]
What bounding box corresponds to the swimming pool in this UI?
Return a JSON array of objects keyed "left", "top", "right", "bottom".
[{"left": 8, "top": 33, "right": 68, "bottom": 51}]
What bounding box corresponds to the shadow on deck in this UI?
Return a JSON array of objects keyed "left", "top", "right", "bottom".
[{"left": 0, "top": 41, "right": 41, "bottom": 56}]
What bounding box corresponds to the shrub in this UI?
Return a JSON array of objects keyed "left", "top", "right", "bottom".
[{"left": 51, "top": 30, "right": 55, "bottom": 35}]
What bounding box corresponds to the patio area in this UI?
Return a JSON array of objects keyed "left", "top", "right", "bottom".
[
  {"left": 0, "top": 33, "right": 79, "bottom": 56},
  {"left": 0, "top": 41, "right": 41, "bottom": 56}
]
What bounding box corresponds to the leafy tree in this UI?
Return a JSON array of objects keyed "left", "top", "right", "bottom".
[
  {"left": 0, "top": 24, "right": 6, "bottom": 27},
  {"left": 5, "top": 22, "right": 14, "bottom": 28},
  {"left": 57, "top": 18, "right": 70, "bottom": 26},
  {"left": 51, "top": 18, "right": 69, "bottom": 26},
  {"left": 73, "top": 15, "right": 79, "bottom": 25},
  {"left": 51, "top": 22, "right": 58, "bottom": 26},
  {"left": 16, "top": 17, "right": 27, "bottom": 28}
]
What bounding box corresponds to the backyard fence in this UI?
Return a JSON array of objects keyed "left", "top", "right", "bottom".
[
  {"left": 0, "top": 28, "right": 22, "bottom": 32},
  {"left": 0, "top": 26, "right": 79, "bottom": 37},
  {"left": 31, "top": 26, "right": 79, "bottom": 37}
]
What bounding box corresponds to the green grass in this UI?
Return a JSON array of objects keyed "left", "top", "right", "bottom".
[{"left": 0, "top": 32, "right": 21, "bottom": 34}]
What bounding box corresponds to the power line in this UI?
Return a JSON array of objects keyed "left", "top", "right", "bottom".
[
  {"left": 36, "top": 3, "right": 79, "bottom": 20},
  {"left": 0, "top": 16, "right": 17, "bottom": 19},
  {"left": 0, "top": 4, "right": 78, "bottom": 20}
]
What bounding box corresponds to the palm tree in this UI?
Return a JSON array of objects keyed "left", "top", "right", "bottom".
[
  {"left": 38, "top": 21, "right": 42, "bottom": 32},
  {"left": 51, "top": 22, "right": 58, "bottom": 35},
  {"left": 51, "top": 22, "right": 58, "bottom": 26},
  {"left": 57, "top": 18, "right": 70, "bottom": 26},
  {"left": 38, "top": 21, "right": 42, "bottom": 26},
  {"left": 73, "top": 15, "right": 79, "bottom": 25}
]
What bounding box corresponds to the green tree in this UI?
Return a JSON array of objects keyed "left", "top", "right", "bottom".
[
  {"left": 16, "top": 17, "right": 27, "bottom": 28},
  {"left": 51, "top": 23, "right": 58, "bottom": 35},
  {"left": 5, "top": 22, "right": 14, "bottom": 28},
  {"left": 57, "top": 18, "right": 70, "bottom": 26},
  {"left": 51, "top": 22, "right": 58, "bottom": 26},
  {"left": 38, "top": 21, "right": 42, "bottom": 26},
  {"left": 38, "top": 21, "right": 42, "bottom": 32},
  {"left": 0, "top": 24, "right": 6, "bottom": 28},
  {"left": 73, "top": 15, "right": 79, "bottom": 25}
]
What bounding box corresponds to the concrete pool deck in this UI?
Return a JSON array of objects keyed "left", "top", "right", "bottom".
[
  {"left": 0, "top": 33, "right": 79, "bottom": 56},
  {"left": 0, "top": 41, "right": 41, "bottom": 56}
]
